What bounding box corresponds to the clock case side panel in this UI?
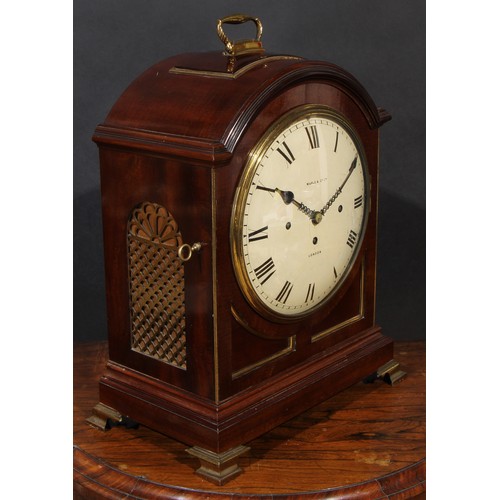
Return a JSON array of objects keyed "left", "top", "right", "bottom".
[
  {"left": 96, "top": 146, "right": 215, "bottom": 399},
  {"left": 214, "top": 66, "right": 391, "bottom": 405}
]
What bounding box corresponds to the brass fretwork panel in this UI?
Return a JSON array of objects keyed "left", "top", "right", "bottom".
[{"left": 127, "top": 202, "right": 187, "bottom": 369}]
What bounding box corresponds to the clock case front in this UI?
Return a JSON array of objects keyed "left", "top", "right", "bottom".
[{"left": 91, "top": 48, "right": 394, "bottom": 463}]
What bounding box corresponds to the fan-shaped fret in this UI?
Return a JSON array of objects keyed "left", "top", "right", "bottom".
[
  {"left": 129, "top": 202, "right": 183, "bottom": 247},
  {"left": 127, "top": 202, "right": 187, "bottom": 369}
]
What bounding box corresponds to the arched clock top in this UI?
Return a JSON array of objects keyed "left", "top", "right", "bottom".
[
  {"left": 93, "top": 52, "right": 390, "bottom": 162},
  {"left": 222, "top": 60, "right": 391, "bottom": 154}
]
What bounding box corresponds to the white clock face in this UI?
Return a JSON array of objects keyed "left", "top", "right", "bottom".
[{"left": 232, "top": 106, "right": 369, "bottom": 319}]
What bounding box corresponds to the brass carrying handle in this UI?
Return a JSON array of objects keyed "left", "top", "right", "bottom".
[
  {"left": 216, "top": 14, "right": 263, "bottom": 56},
  {"left": 178, "top": 242, "right": 202, "bottom": 262}
]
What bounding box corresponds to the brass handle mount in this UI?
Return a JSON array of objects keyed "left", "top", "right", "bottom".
[{"left": 216, "top": 14, "right": 264, "bottom": 56}]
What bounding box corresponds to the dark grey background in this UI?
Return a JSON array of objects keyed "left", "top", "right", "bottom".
[{"left": 74, "top": 0, "right": 425, "bottom": 342}]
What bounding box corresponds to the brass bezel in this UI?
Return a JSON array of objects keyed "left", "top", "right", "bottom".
[{"left": 230, "top": 104, "right": 370, "bottom": 322}]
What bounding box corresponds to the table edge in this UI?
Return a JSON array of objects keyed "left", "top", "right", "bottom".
[{"left": 73, "top": 445, "right": 426, "bottom": 499}]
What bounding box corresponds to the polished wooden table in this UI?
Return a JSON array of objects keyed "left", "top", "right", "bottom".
[{"left": 74, "top": 341, "right": 425, "bottom": 499}]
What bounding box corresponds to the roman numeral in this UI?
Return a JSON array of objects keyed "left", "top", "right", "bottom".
[
  {"left": 305, "top": 125, "right": 320, "bottom": 149},
  {"left": 254, "top": 257, "right": 276, "bottom": 284},
  {"left": 334, "top": 267, "right": 338, "bottom": 279},
  {"left": 248, "top": 225, "right": 268, "bottom": 242},
  {"left": 346, "top": 230, "right": 358, "bottom": 249},
  {"left": 277, "top": 142, "right": 295, "bottom": 164},
  {"left": 334, "top": 130, "right": 339, "bottom": 152},
  {"left": 354, "top": 195, "right": 363, "bottom": 209},
  {"left": 305, "top": 283, "right": 315, "bottom": 303},
  {"left": 276, "top": 280, "right": 293, "bottom": 304}
]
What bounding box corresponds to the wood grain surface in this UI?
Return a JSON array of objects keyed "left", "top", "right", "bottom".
[{"left": 74, "top": 341, "right": 425, "bottom": 498}]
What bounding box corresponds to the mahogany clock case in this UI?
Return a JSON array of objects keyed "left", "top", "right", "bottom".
[
  {"left": 74, "top": 1, "right": 425, "bottom": 346},
  {"left": 91, "top": 38, "right": 394, "bottom": 454}
]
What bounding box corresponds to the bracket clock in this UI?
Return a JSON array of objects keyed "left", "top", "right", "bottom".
[{"left": 88, "top": 15, "right": 405, "bottom": 485}]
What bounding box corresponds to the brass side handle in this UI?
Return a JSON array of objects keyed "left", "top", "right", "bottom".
[
  {"left": 178, "top": 242, "right": 202, "bottom": 262},
  {"left": 216, "top": 14, "right": 264, "bottom": 56}
]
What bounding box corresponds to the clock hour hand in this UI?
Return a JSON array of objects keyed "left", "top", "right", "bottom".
[
  {"left": 320, "top": 156, "right": 358, "bottom": 216},
  {"left": 256, "top": 185, "right": 322, "bottom": 224},
  {"left": 275, "top": 188, "right": 297, "bottom": 206}
]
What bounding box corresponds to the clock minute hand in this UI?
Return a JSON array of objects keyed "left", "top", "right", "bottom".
[{"left": 320, "top": 156, "right": 358, "bottom": 216}]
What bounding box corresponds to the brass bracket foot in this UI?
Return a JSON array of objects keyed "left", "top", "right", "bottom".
[
  {"left": 186, "top": 444, "right": 250, "bottom": 485},
  {"left": 86, "top": 402, "right": 137, "bottom": 431},
  {"left": 364, "top": 359, "right": 407, "bottom": 386}
]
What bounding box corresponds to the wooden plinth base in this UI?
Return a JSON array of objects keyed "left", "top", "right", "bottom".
[{"left": 94, "top": 327, "right": 393, "bottom": 457}]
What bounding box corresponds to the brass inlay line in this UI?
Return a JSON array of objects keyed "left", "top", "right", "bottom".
[
  {"left": 230, "top": 305, "right": 296, "bottom": 379},
  {"left": 311, "top": 260, "right": 365, "bottom": 343},
  {"left": 211, "top": 169, "right": 220, "bottom": 403},
  {"left": 169, "top": 56, "right": 302, "bottom": 80}
]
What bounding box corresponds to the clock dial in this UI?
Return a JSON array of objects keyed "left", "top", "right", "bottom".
[{"left": 232, "top": 106, "right": 369, "bottom": 319}]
